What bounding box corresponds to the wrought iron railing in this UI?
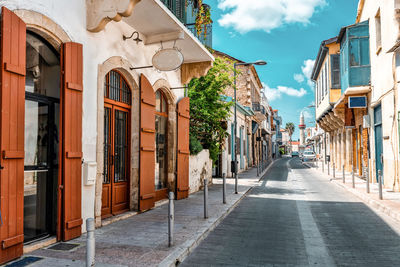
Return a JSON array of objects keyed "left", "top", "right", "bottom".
[
  {"left": 161, "top": 0, "right": 213, "bottom": 48},
  {"left": 185, "top": 23, "right": 212, "bottom": 48},
  {"left": 252, "top": 102, "right": 266, "bottom": 115}
]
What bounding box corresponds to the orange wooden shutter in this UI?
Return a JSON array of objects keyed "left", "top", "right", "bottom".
[
  {"left": 176, "top": 97, "right": 190, "bottom": 199},
  {"left": 61, "top": 42, "right": 83, "bottom": 241},
  {"left": 139, "top": 74, "right": 155, "bottom": 211},
  {"left": 0, "top": 7, "right": 25, "bottom": 264}
]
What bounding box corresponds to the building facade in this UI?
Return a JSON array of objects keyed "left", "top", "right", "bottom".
[{"left": 0, "top": 1, "right": 213, "bottom": 263}]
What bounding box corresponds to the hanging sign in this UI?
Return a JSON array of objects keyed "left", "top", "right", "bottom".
[{"left": 152, "top": 48, "right": 184, "bottom": 71}]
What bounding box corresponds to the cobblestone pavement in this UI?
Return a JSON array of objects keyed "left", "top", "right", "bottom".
[{"left": 181, "top": 157, "right": 400, "bottom": 267}]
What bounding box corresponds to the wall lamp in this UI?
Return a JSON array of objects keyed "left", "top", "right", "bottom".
[{"left": 123, "top": 31, "right": 143, "bottom": 44}]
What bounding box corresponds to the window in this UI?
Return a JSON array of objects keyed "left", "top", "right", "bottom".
[
  {"left": 349, "top": 37, "right": 370, "bottom": 67},
  {"left": 331, "top": 54, "right": 341, "bottom": 89},
  {"left": 155, "top": 90, "right": 168, "bottom": 190},
  {"left": 104, "top": 70, "right": 131, "bottom": 104},
  {"left": 375, "top": 9, "right": 382, "bottom": 51}
]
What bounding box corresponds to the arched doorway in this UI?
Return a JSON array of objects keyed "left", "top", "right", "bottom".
[
  {"left": 155, "top": 90, "right": 169, "bottom": 201},
  {"left": 24, "top": 31, "right": 60, "bottom": 243},
  {"left": 102, "top": 70, "right": 131, "bottom": 218}
]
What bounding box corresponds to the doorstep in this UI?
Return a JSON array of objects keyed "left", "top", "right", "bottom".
[{"left": 23, "top": 236, "right": 57, "bottom": 254}]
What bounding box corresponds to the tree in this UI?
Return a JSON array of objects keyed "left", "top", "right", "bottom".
[
  {"left": 285, "top": 122, "right": 295, "bottom": 153},
  {"left": 188, "top": 57, "right": 234, "bottom": 163}
]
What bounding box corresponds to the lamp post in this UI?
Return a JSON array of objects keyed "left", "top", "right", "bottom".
[{"left": 233, "top": 60, "right": 267, "bottom": 194}]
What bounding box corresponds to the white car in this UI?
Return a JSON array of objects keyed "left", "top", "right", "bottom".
[{"left": 301, "top": 151, "right": 316, "bottom": 162}]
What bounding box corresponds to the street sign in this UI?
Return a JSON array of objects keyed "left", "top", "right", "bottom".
[{"left": 348, "top": 96, "right": 367, "bottom": 108}]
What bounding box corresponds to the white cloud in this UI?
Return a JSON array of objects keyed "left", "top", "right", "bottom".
[
  {"left": 294, "top": 73, "right": 305, "bottom": 83},
  {"left": 301, "top": 59, "right": 315, "bottom": 90},
  {"left": 217, "top": 0, "right": 326, "bottom": 33},
  {"left": 264, "top": 82, "right": 307, "bottom": 102},
  {"left": 303, "top": 110, "right": 314, "bottom": 120}
]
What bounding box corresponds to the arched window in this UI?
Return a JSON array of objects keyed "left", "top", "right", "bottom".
[
  {"left": 155, "top": 90, "right": 168, "bottom": 191},
  {"left": 104, "top": 70, "right": 131, "bottom": 105}
]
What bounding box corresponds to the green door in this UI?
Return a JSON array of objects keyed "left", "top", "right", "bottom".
[{"left": 374, "top": 105, "right": 383, "bottom": 182}]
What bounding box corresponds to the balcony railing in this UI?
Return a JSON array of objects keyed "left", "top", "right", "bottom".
[
  {"left": 185, "top": 23, "right": 212, "bottom": 48},
  {"left": 252, "top": 102, "right": 266, "bottom": 115},
  {"left": 161, "top": 0, "right": 213, "bottom": 48}
]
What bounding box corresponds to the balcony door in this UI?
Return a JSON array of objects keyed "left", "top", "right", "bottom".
[{"left": 102, "top": 70, "right": 131, "bottom": 218}]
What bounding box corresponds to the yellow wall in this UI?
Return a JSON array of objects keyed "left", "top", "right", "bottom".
[{"left": 330, "top": 89, "right": 341, "bottom": 103}]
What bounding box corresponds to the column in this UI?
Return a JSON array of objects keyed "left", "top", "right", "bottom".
[
  {"left": 342, "top": 129, "right": 346, "bottom": 171},
  {"left": 346, "top": 128, "right": 352, "bottom": 172}
]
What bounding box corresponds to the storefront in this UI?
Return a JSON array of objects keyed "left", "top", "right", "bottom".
[{"left": 0, "top": 0, "right": 213, "bottom": 263}]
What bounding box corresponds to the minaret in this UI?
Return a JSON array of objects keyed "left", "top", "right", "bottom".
[{"left": 299, "top": 112, "right": 306, "bottom": 146}]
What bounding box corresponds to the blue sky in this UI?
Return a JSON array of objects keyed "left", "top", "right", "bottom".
[{"left": 203, "top": 0, "right": 359, "bottom": 139}]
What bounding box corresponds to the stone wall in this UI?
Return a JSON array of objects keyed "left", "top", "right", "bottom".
[{"left": 189, "top": 149, "right": 213, "bottom": 194}]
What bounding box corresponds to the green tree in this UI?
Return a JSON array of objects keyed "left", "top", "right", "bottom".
[
  {"left": 285, "top": 122, "right": 295, "bottom": 153},
  {"left": 188, "top": 57, "right": 234, "bottom": 163}
]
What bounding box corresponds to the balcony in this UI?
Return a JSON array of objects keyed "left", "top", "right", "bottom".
[
  {"left": 161, "top": 0, "right": 213, "bottom": 48},
  {"left": 252, "top": 102, "right": 266, "bottom": 115},
  {"left": 185, "top": 23, "right": 212, "bottom": 48}
]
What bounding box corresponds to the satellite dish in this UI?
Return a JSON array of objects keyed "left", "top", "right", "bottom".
[{"left": 152, "top": 48, "right": 184, "bottom": 71}]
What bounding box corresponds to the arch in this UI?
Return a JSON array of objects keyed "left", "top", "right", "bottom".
[
  {"left": 13, "top": 9, "right": 71, "bottom": 50},
  {"left": 95, "top": 56, "right": 139, "bottom": 226},
  {"left": 152, "top": 79, "right": 177, "bottom": 196}
]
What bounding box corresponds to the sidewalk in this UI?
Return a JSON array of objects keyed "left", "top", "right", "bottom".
[
  {"left": 7, "top": 163, "right": 273, "bottom": 267},
  {"left": 306, "top": 162, "right": 400, "bottom": 223}
]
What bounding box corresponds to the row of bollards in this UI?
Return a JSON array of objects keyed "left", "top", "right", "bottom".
[{"left": 321, "top": 160, "right": 384, "bottom": 201}]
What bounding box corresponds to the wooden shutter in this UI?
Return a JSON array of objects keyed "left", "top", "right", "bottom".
[
  {"left": 331, "top": 54, "right": 341, "bottom": 89},
  {"left": 0, "top": 7, "right": 25, "bottom": 264},
  {"left": 139, "top": 74, "right": 155, "bottom": 211},
  {"left": 176, "top": 97, "right": 190, "bottom": 200},
  {"left": 61, "top": 42, "right": 83, "bottom": 241}
]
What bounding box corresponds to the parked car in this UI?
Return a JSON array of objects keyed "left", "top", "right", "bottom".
[
  {"left": 291, "top": 151, "right": 299, "bottom": 157},
  {"left": 302, "top": 151, "right": 316, "bottom": 162}
]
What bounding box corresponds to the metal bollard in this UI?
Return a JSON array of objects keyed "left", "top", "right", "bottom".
[
  {"left": 204, "top": 178, "right": 208, "bottom": 219},
  {"left": 235, "top": 171, "right": 238, "bottom": 194},
  {"left": 168, "top": 192, "right": 174, "bottom": 247},
  {"left": 333, "top": 163, "right": 335, "bottom": 178},
  {"left": 365, "top": 167, "right": 370, "bottom": 194},
  {"left": 322, "top": 160, "right": 324, "bottom": 172},
  {"left": 328, "top": 162, "right": 330, "bottom": 175},
  {"left": 352, "top": 166, "right": 355, "bottom": 188},
  {"left": 86, "top": 218, "right": 95, "bottom": 267},
  {"left": 342, "top": 165, "right": 345, "bottom": 183},
  {"left": 256, "top": 162, "right": 259, "bottom": 177},
  {"left": 222, "top": 173, "right": 226, "bottom": 204},
  {"left": 378, "top": 170, "right": 383, "bottom": 200}
]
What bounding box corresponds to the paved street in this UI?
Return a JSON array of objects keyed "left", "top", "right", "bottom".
[{"left": 181, "top": 158, "right": 400, "bottom": 267}]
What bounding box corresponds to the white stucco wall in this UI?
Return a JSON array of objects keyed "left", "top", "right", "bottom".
[
  {"left": 189, "top": 149, "right": 212, "bottom": 194},
  {"left": 359, "top": 0, "right": 399, "bottom": 188},
  {"left": 3, "top": 0, "right": 188, "bottom": 231}
]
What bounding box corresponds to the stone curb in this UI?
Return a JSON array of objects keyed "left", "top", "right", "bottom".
[
  {"left": 159, "top": 160, "right": 278, "bottom": 267},
  {"left": 307, "top": 164, "right": 400, "bottom": 224}
]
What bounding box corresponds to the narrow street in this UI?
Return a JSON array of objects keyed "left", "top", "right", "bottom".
[{"left": 181, "top": 158, "right": 400, "bottom": 267}]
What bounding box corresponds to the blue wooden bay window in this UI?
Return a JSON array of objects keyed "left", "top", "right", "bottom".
[{"left": 340, "top": 20, "right": 370, "bottom": 92}]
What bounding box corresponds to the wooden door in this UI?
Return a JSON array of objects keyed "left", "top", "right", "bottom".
[
  {"left": 139, "top": 74, "right": 155, "bottom": 211},
  {"left": 102, "top": 105, "right": 130, "bottom": 217},
  {"left": 0, "top": 7, "right": 26, "bottom": 264},
  {"left": 102, "top": 71, "right": 131, "bottom": 218},
  {"left": 61, "top": 42, "right": 83, "bottom": 241},
  {"left": 176, "top": 97, "right": 190, "bottom": 200}
]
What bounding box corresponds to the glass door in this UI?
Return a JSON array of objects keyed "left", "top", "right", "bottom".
[{"left": 24, "top": 94, "right": 59, "bottom": 243}]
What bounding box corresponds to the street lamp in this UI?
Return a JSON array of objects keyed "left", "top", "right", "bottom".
[{"left": 233, "top": 60, "right": 267, "bottom": 194}]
